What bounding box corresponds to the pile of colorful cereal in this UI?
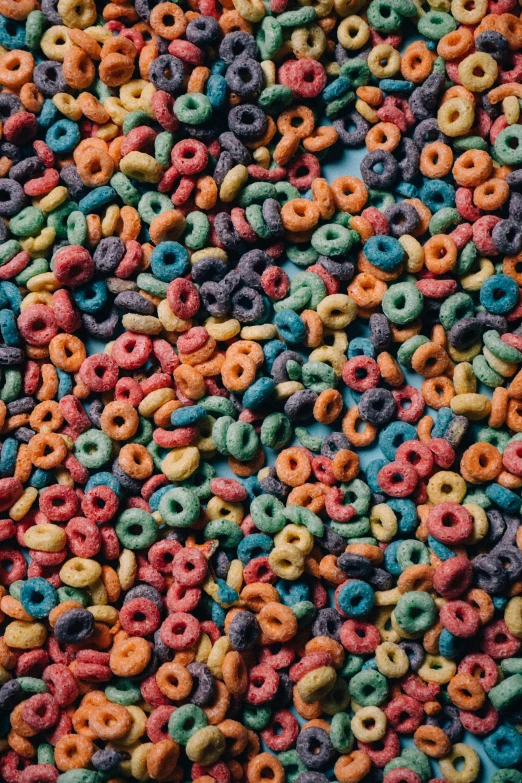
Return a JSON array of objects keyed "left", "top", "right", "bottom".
[{"left": 2, "top": 0, "right": 522, "bottom": 779}]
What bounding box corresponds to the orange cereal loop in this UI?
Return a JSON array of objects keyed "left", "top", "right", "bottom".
[
  {"left": 414, "top": 725, "right": 451, "bottom": 759},
  {"left": 405, "top": 198, "right": 431, "bottom": 236},
  {"left": 101, "top": 400, "right": 139, "bottom": 440},
  {"left": 147, "top": 740, "right": 180, "bottom": 780},
  {"left": 350, "top": 216, "right": 374, "bottom": 243},
  {"left": 441, "top": 84, "right": 475, "bottom": 105},
  {"left": 365, "top": 122, "right": 401, "bottom": 152},
  {"left": 245, "top": 115, "right": 276, "bottom": 149},
  {"left": 54, "top": 734, "right": 95, "bottom": 771},
  {"left": 314, "top": 389, "right": 343, "bottom": 424},
  {"left": 319, "top": 554, "right": 346, "bottom": 585},
  {"left": 423, "top": 234, "right": 458, "bottom": 274},
  {"left": 110, "top": 636, "right": 151, "bottom": 676},
  {"left": 311, "top": 178, "right": 335, "bottom": 220},
  {"left": 358, "top": 253, "right": 402, "bottom": 282},
  {"left": 277, "top": 106, "right": 315, "bottom": 139},
  {"left": 88, "top": 702, "right": 131, "bottom": 741},
  {"left": 332, "top": 449, "right": 360, "bottom": 482},
  {"left": 77, "top": 146, "right": 115, "bottom": 188},
  {"left": 247, "top": 754, "right": 285, "bottom": 783},
  {"left": 489, "top": 385, "right": 509, "bottom": 428},
  {"left": 342, "top": 406, "right": 377, "bottom": 447},
  {"left": 102, "top": 565, "right": 121, "bottom": 604},
  {"left": 258, "top": 602, "right": 297, "bottom": 642},
  {"left": 448, "top": 672, "right": 485, "bottom": 711},
  {"left": 466, "top": 588, "right": 494, "bottom": 625},
  {"left": 331, "top": 176, "right": 368, "bottom": 213},
  {"left": 397, "top": 564, "right": 434, "bottom": 593},
  {"left": 221, "top": 355, "right": 257, "bottom": 392},
  {"left": 119, "top": 443, "right": 154, "bottom": 479},
  {"left": 68, "top": 28, "right": 102, "bottom": 59},
  {"left": 431, "top": 324, "right": 447, "bottom": 347},
  {"left": 28, "top": 432, "right": 67, "bottom": 469},
  {"left": 356, "top": 86, "right": 383, "bottom": 105},
  {"left": 420, "top": 142, "right": 454, "bottom": 178},
  {"left": 156, "top": 662, "right": 193, "bottom": 700},
  {"left": 219, "top": 9, "right": 252, "bottom": 33},
  {"left": 63, "top": 46, "right": 95, "bottom": 90},
  {"left": 334, "top": 750, "right": 372, "bottom": 783},
  {"left": 302, "top": 125, "right": 338, "bottom": 153},
  {"left": 293, "top": 686, "right": 322, "bottom": 720},
  {"left": 301, "top": 309, "right": 324, "bottom": 348},
  {"left": 118, "top": 205, "right": 141, "bottom": 242},
  {"left": 422, "top": 376, "right": 455, "bottom": 410},
  {"left": 172, "top": 365, "right": 206, "bottom": 400},
  {"left": 222, "top": 651, "right": 248, "bottom": 696},
  {"left": 101, "top": 35, "right": 137, "bottom": 60},
  {"left": 0, "top": 0, "right": 35, "bottom": 19},
  {"left": 139, "top": 41, "right": 158, "bottom": 79},
  {"left": 287, "top": 483, "right": 327, "bottom": 514},
  {"left": 281, "top": 199, "right": 321, "bottom": 232},
  {"left": 473, "top": 177, "right": 510, "bottom": 210},
  {"left": 391, "top": 320, "right": 422, "bottom": 343},
  {"left": 275, "top": 447, "right": 312, "bottom": 487},
  {"left": 20, "top": 82, "right": 43, "bottom": 113},
  {"left": 348, "top": 273, "right": 387, "bottom": 311},
  {"left": 452, "top": 149, "right": 493, "bottom": 187},
  {"left": 437, "top": 27, "right": 474, "bottom": 59},
  {"left": 98, "top": 53, "right": 135, "bottom": 87},
  {"left": 401, "top": 40, "right": 435, "bottom": 82},
  {"left": 204, "top": 680, "right": 230, "bottom": 725},
  {"left": 149, "top": 209, "right": 187, "bottom": 245},
  {"left": 0, "top": 50, "right": 34, "bottom": 89},
  {"left": 76, "top": 92, "right": 109, "bottom": 124},
  {"left": 229, "top": 445, "right": 265, "bottom": 477},
  {"left": 29, "top": 400, "right": 64, "bottom": 432},
  {"left": 411, "top": 342, "right": 449, "bottom": 378},
  {"left": 377, "top": 352, "right": 404, "bottom": 386},
  {"left": 8, "top": 730, "right": 35, "bottom": 759},
  {"left": 195, "top": 175, "right": 218, "bottom": 211},
  {"left": 460, "top": 442, "right": 502, "bottom": 483},
  {"left": 86, "top": 214, "right": 102, "bottom": 247}
]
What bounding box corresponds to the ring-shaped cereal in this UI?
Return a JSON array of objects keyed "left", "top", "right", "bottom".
[{"left": 331, "top": 176, "right": 368, "bottom": 212}]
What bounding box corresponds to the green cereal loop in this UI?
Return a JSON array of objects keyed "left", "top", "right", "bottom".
[
  {"left": 57, "top": 769, "right": 99, "bottom": 783},
  {"left": 0, "top": 369, "right": 21, "bottom": 403},
  {"left": 366, "top": 0, "right": 401, "bottom": 31},
  {"left": 432, "top": 56, "right": 447, "bottom": 75},
  {"left": 9, "top": 580, "right": 22, "bottom": 599},
  {"left": 204, "top": 519, "right": 242, "bottom": 549},
  {"left": 274, "top": 181, "right": 300, "bottom": 205},
  {"left": 301, "top": 361, "right": 335, "bottom": 393},
  {"left": 180, "top": 462, "right": 216, "bottom": 500},
  {"left": 477, "top": 427, "right": 509, "bottom": 454},
  {"left": 130, "top": 416, "right": 153, "bottom": 446},
  {"left": 396, "top": 539, "right": 430, "bottom": 570},
  {"left": 105, "top": 677, "right": 142, "bottom": 706},
  {"left": 340, "top": 654, "right": 364, "bottom": 678},
  {"left": 397, "top": 335, "right": 430, "bottom": 368},
  {"left": 484, "top": 330, "right": 522, "bottom": 363},
  {"left": 278, "top": 751, "right": 306, "bottom": 783},
  {"left": 291, "top": 272, "right": 327, "bottom": 309},
  {"left": 25, "top": 10, "right": 46, "bottom": 49},
  {"left": 241, "top": 706, "right": 271, "bottom": 730},
  {"left": 429, "top": 207, "right": 462, "bottom": 235},
  {"left": 325, "top": 92, "right": 355, "bottom": 119},
  {"left": 238, "top": 182, "right": 276, "bottom": 208},
  {"left": 418, "top": 10, "right": 456, "bottom": 38},
  {"left": 330, "top": 712, "right": 354, "bottom": 753},
  {"left": 159, "top": 487, "right": 200, "bottom": 527},
  {"left": 491, "top": 772, "right": 522, "bottom": 783},
  {"left": 472, "top": 354, "right": 504, "bottom": 388},
  {"left": 258, "top": 85, "right": 293, "bottom": 113},
  {"left": 9, "top": 207, "right": 45, "bottom": 238},
  {"left": 494, "top": 125, "right": 522, "bottom": 166},
  {"left": 453, "top": 136, "right": 488, "bottom": 152},
  {"left": 201, "top": 396, "right": 236, "bottom": 418},
  {"left": 320, "top": 677, "right": 350, "bottom": 715},
  {"left": 115, "top": 508, "right": 157, "bottom": 549},
  {"left": 47, "top": 202, "right": 77, "bottom": 240},
  {"left": 174, "top": 93, "right": 213, "bottom": 125},
  {"left": 332, "top": 212, "right": 352, "bottom": 228},
  {"left": 286, "top": 244, "right": 319, "bottom": 267},
  {"left": 136, "top": 273, "right": 169, "bottom": 298},
  {"left": 287, "top": 360, "right": 302, "bottom": 381},
  {"left": 256, "top": 16, "right": 283, "bottom": 60},
  {"left": 74, "top": 430, "right": 112, "bottom": 469},
  {"left": 277, "top": 6, "right": 316, "bottom": 25},
  {"left": 212, "top": 416, "right": 234, "bottom": 455},
  {"left": 389, "top": 0, "right": 417, "bottom": 16},
  {"left": 226, "top": 421, "right": 259, "bottom": 460},
  {"left": 260, "top": 412, "right": 293, "bottom": 449},
  {"left": 395, "top": 591, "right": 436, "bottom": 634},
  {"left": 67, "top": 210, "right": 88, "bottom": 246},
  {"left": 342, "top": 478, "right": 371, "bottom": 516},
  {"left": 17, "top": 677, "right": 49, "bottom": 693},
  {"left": 283, "top": 505, "right": 324, "bottom": 536},
  {"left": 148, "top": 441, "right": 165, "bottom": 472},
  {"left": 169, "top": 704, "right": 207, "bottom": 744},
  {"left": 0, "top": 240, "right": 21, "bottom": 265},
  {"left": 37, "top": 744, "right": 55, "bottom": 767},
  {"left": 16, "top": 258, "right": 48, "bottom": 286},
  {"left": 455, "top": 240, "right": 477, "bottom": 275},
  {"left": 295, "top": 426, "right": 323, "bottom": 453},
  {"left": 439, "top": 292, "right": 474, "bottom": 330},
  {"left": 349, "top": 669, "right": 388, "bottom": 706},
  {"left": 250, "top": 494, "right": 286, "bottom": 533},
  {"left": 184, "top": 211, "right": 210, "bottom": 250},
  {"left": 501, "top": 659, "right": 522, "bottom": 676},
  {"left": 401, "top": 749, "right": 431, "bottom": 783},
  {"left": 489, "top": 674, "right": 522, "bottom": 712},
  {"left": 138, "top": 192, "right": 173, "bottom": 224},
  {"left": 340, "top": 59, "right": 370, "bottom": 87},
  {"left": 463, "top": 487, "right": 490, "bottom": 508},
  {"left": 330, "top": 517, "right": 370, "bottom": 538},
  {"left": 368, "top": 189, "right": 396, "bottom": 212},
  {"left": 122, "top": 110, "right": 155, "bottom": 135},
  {"left": 274, "top": 288, "right": 311, "bottom": 313},
  {"left": 91, "top": 78, "right": 112, "bottom": 105},
  {"left": 57, "top": 586, "right": 88, "bottom": 606},
  {"left": 246, "top": 203, "right": 270, "bottom": 239},
  {"left": 110, "top": 172, "right": 141, "bottom": 207},
  {"left": 292, "top": 599, "right": 316, "bottom": 625},
  {"left": 155, "top": 131, "right": 174, "bottom": 166}
]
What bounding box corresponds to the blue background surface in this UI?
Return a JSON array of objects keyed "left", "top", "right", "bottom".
[{"left": 86, "top": 133, "right": 504, "bottom": 783}]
